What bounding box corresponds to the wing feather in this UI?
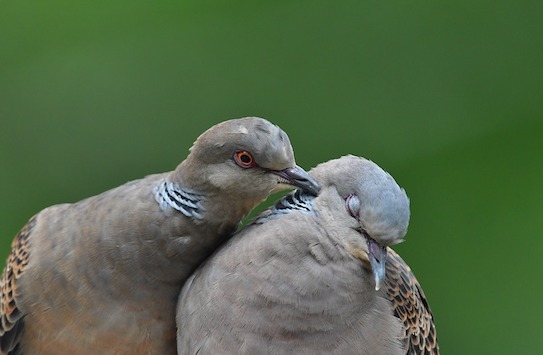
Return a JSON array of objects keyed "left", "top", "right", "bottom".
[
  {"left": 385, "top": 248, "right": 439, "bottom": 354},
  {"left": 0, "top": 216, "right": 36, "bottom": 355}
]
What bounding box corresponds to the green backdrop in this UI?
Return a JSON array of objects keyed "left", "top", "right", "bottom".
[{"left": 1, "top": 1, "right": 542, "bottom": 353}]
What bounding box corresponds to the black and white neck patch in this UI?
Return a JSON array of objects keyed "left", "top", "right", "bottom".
[
  {"left": 154, "top": 180, "right": 205, "bottom": 219},
  {"left": 254, "top": 189, "right": 315, "bottom": 224}
]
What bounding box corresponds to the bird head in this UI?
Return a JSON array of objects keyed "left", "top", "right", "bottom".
[
  {"left": 310, "top": 155, "right": 410, "bottom": 291},
  {"left": 179, "top": 117, "right": 320, "bottom": 199}
]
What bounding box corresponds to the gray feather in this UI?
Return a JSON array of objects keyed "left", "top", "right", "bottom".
[{"left": 176, "top": 155, "right": 438, "bottom": 354}]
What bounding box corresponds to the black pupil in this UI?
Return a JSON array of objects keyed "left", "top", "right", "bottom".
[{"left": 240, "top": 154, "right": 251, "bottom": 164}]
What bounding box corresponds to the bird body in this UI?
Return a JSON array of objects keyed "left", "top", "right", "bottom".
[
  {"left": 0, "top": 117, "right": 319, "bottom": 354},
  {"left": 177, "top": 198, "right": 404, "bottom": 354},
  {"left": 176, "top": 155, "right": 438, "bottom": 354},
  {"left": 8, "top": 174, "right": 192, "bottom": 354}
]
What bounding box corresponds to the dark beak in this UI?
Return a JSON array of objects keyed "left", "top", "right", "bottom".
[
  {"left": 366, "top": 236, "right": 387, "bottom": 291},
  {"left": 271, "top": 166, "right": 320, "bottom": 196}
]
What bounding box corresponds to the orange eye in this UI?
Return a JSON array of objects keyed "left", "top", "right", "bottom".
[{"left": 234, "top": 150, "right": 256, "bottom": 168}]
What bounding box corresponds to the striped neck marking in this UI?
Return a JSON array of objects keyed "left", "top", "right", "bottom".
[
  {"left": 154, "top": 181, "right": 205, "bottom": 219},
  {"left": 254, "top": 189, "right": 314, "bottom": 224}
]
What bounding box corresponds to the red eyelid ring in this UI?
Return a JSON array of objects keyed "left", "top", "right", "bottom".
[{"left": 233, "top": 150, "right": 258, "bottom": 168}]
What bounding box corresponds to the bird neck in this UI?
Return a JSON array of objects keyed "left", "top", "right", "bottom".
[
  {"left": 254, "top": 190, "right": 315, "bottom": 224},
  {"left": 154, "top": 180, "right": 205, "bottom": 220},
  {"left": 170, "top": 156, "right": 213, "bottom": 192},
  {"left": 166, "top": 157, "right": 273, "bottom": 227},
  {"left": 156, "top": 161, "right": 264, "bottom": 237}
]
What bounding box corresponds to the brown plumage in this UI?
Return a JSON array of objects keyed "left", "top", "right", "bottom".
[
  {"left": 0, "top": 216, "right": 35, "bottom": 354},
  {"left": 0, "top": 117, "right": 319, "bottom": 354},
  {"left": 385, "top": 248, "right": 439, "bottom": 354}
]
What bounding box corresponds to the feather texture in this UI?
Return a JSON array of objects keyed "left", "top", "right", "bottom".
[
  {"left": 0, "top": 216, "right": 35, "bottom": 355},
  {"left": 0, "top": 117, "right": 317, "bottom": 354},
  {"left": 385, "top": 248, "right": 439, "bottom": 354}
]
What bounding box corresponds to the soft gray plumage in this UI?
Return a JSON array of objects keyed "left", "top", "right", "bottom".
[
  {"left": 0, "top": 117, "right": 319, "bottom": 354},
  {"left": 176, "top": 155, "right": 439, "bottom": 354}
]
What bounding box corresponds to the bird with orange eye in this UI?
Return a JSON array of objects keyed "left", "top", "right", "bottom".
[{"left": 233, "top": 150, "right": 258, "bottom": 169}]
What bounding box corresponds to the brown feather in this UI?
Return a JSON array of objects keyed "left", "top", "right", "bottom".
[
  {"left": 385, "top": 248, "right": 440, "bottom": 354},
  {"left": 0, "top": 215, "right": 36, "bottom": 354}
]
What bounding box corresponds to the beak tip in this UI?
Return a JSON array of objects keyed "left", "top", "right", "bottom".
[
  {"left": 374, "top": 277, "right": 383, "bottom": 291},
  {"left": 368, "top": 238, "right": 387, "bottom": 292},
  {"left": 302, "top": 182, "right": 321, "bottom": 196},
  {"left": 372, "top": 271, "right": 385, "bottom": 292}
]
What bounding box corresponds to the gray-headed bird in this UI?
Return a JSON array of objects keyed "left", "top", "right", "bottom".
[{"left": 176, "top": 155, "right": 438, "bottom": 355}]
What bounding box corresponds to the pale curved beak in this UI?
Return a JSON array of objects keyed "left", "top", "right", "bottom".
[
  {"left": 366, "top": 236, "right": 387, "bottom": 291},
  {"left": 270, "top": 166, "right": 320, "bottom": 196}
]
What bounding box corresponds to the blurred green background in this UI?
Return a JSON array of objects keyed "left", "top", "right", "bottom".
[{"left": 1, "top": 0, "right": 541, "bottom": 353}]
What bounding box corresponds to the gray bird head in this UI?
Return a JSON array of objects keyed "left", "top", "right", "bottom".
[
  {"left": 177, "top": 117, "right": 320, "bottom": 198},
  {"left": 310, "top": 155, "right": 410, "bottom": 290}
]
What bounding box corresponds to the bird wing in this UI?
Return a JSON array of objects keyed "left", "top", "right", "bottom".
[
  {"left": 0, "top": 216, "right": 36, "bottom": 355},
  {"left": 385, "top": 248, "right": 439, "bottom": 354}
]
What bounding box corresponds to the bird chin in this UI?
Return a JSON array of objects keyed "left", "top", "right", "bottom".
[{"left": 272, "top": 182, "right": 298, "bottom": 193}]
